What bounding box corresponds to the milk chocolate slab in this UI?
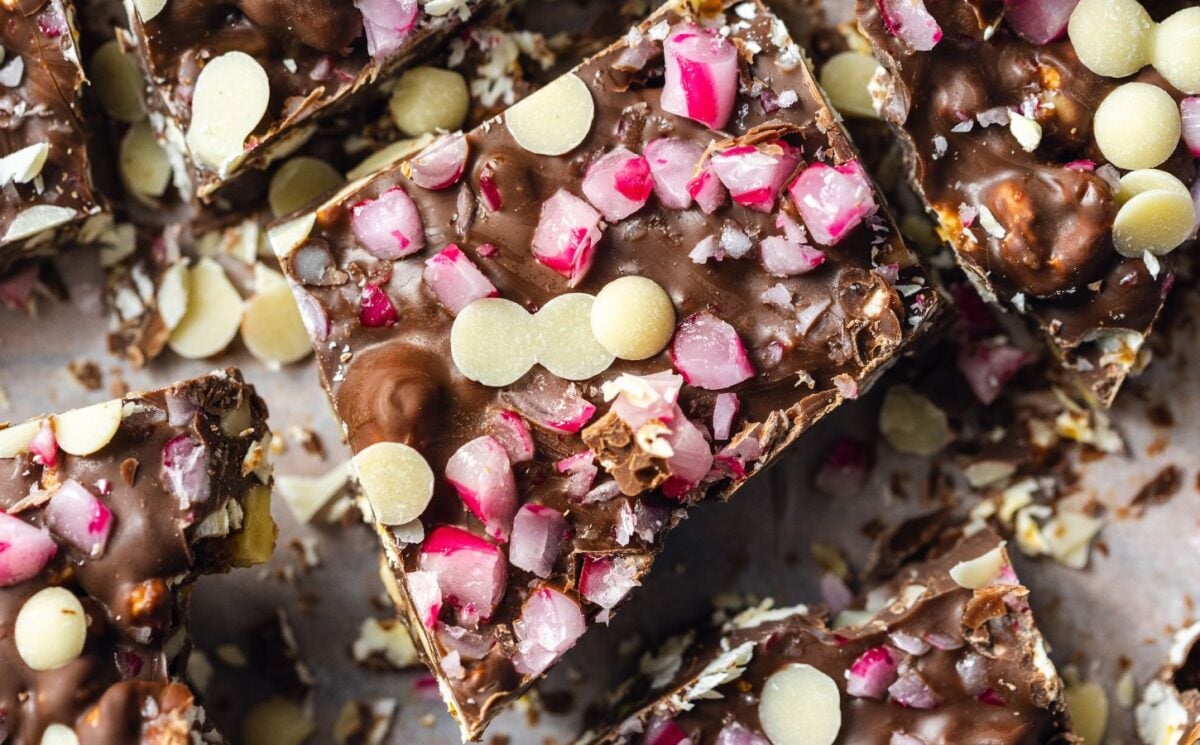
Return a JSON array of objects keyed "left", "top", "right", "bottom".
[
  {"left": 856, "top": 0, "right": 1200, "bottom": 406},
  {"left": 0, "top": 369, "right": 276, "bottom": 744},
  {"left": 275, "top": 0, "right": 937, "bottom": 738},
  {"left": 0, "top": 0, "right": 104, "bottom": 273},
  {"left": 122, "top": 0, "right": 493, "bottom": 200},
  {"left": 583, "top": 527, "right": 1075, "bottom": 745}
]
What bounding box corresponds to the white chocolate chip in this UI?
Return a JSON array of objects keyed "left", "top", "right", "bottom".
[
  {"left": 1117, "top": 168, "right": 1191, "bottom": 205},
  {"left": 40, "top": 724, "right": 79, "bottom": 745},
  {"left": 0, "top": 418, "right": 45, "bottom": 458},
  {"left": 758, "top": 663, "right": 843, "bottom": 745},
  {"left": 268, "top": 213, "right": 316, "bottom": 257},
  {"left": 1152, "top": 8, "right": 1200, "bottom": 95},
  {"left": 53, "top": 399, "right": 123, "bottom": 456},
  {"left": 590, "top": 276, "right": 676, "bottom": 361},
  {"left": 119, "top": 120, "right": 172, "bottom": 205},
  {"left": 15, "top": 587, "right": 87, "bottom": 672},
  {"left": 3, "top": 205, "right": 78, "bottom": 243},
  {"left": 0, "top": 142, "right": 49, "bottom": 185},
  {"left": 1113, "top": 189, "right": 1196, "bottom": 257},
  {"left": 185, "top": 51, "right": 270, "bottom": 175},
  {"left": 388, "top": 67, "right": 470, "bottom": 137},
  {"left": 90, "top": 40, "right": 146, "bottom": 123},
  {"left": 268, "top": 157, "right": 344, "bottom": 218},
  {"left": 819, "top": 52, "right": 881, "bottom": 119},
  {"left": 949, "top": 545, "right": 1007, "bottom": 589},
  {"left": 241, "top": 698, "right": 315, "bottom": 745},
  {"left": 504, "top": 73, "right": 595, "bottom": 156},
  {"left": 1093, "top": 83, "right": 1181, "bottom": 170},
  {"left": 1065, "top": 680, "right": 1109, "bottom": 745},
  {"left": 131, "top": 0, "right": 167, "bottom": 21},
  {"left": 346, "top": 135, "right": 433, "bottom": 182},
  {"left": 241, "top": 265, "right": 313, "bottom": 367},
  {"left": 1068, "top": 0, "right": 1153, "bottom": 78},
  {"left": 450, "top": 298, "right": 540, "bottom": 386},
  {"left": 168, "top": 258, "right": 246, "bottom": 359},
  {"left": 534, "top": 293, "right": 614, "bottom": 380},
  {"left": 352, "top": 441, "right": 435, "bottom": 526}
]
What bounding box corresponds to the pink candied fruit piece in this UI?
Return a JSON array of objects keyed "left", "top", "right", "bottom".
[
  {"left": 714, "top": 723, "right": 769, "bottom": 745},
  {"left": 359, "top": 283, "right": 398, "bottom": 327},
  {"left": 1003, "top": 0, "right": 1079, "bottom": 45},
  {"left": 710, "top": 141, "right": 802, "bottom": 213},
  {"left": 418, "top": 525, "right": 507, "bottom": 626},
  {"left": 45, "top": 479, "right": 114, "bottom": 559},
  {"left": 479, "top": 162, "right": 503, "bottom": 212},
  {"left": 350, "top": 185, "right": 425, "bottom": 260},
  {"left": 512, "top": 586, "right": 586, "bottom": 676},
  {"left": 669, "top": 312, "right": 755, "bottom": 391},
  {"left": 409, "top": 133, "right": 469, "bottom": 190},
  {"left": 531, "top": 190, "right": 605, "bottom": 287},
  {"left": 356, "top": 0, "right": 418, "bottom": 60},
  {"left": 556, "top": 451, "right": 598, "bottom": 500},
  {"left": 644, "top": 138, "right": 706, "bottom": 210},
  {"left": 0, "top": 511, "right": 57, "bottom": 587},
  {"left": 847, "top": 646, "right": 900, "bottom": 699},
  {"left": 957, "top": 341, "right": 1033, "bottom": 405},
  {"left": 445, "top": 436, "right": 518, "bottom": 543},
  {"left": 607, "top": 370, "right": 683, "bottom": 431},
  {"left": 582, "top": 147, "right": 653, "bottom": 221},
  {"left": 579, "top": 555, "right": 640, "bottom": 612},
  {"left": 712, "top": 392, "right": 740, "bottom": 441},
  {"left": 788, "top": 159, "right": 878, "bottom": 246},
  {"left": 1182, "top": 97, "right": 1200, "bottom": 158},
  {"left": 686, "top": 168, "right": 728, "bottom": 214},
  {"left": 162, "top": 434, "right": 210, "bottom": 508},
  {"left": 406, "top": 569, "right": 443, "bottom": 629},
  {"left": 486, "top": 409, "right": 535, "bottom": 463},
  {"left": 28, "top": 419, "right": 58, "bottom": 469},
  {"left": 661, "top": 23, "right": 739, "bottom": 130},
  {"left": 759, "top": 236, "right": 826, "bottom": 277},
  {"left": 505, "top": 381, "right": 596, "bottom": 434},
  {"left": 888, "top": 667, "right": 942, "bottom": 709},
  {"left": 422, "top": 243, "right": 499, "bottom": 316},
  {"left": 644, "top": 717, "right": 691, "bottom": 745},
  {"left": 877, "top": 0, "right": 943, "bottom": 51},
  {"left": 662, "top": 406, "right": 715, "bottom": 497},
  {"left": 508, "top": 504, "right": 567, "bottom": 578}
]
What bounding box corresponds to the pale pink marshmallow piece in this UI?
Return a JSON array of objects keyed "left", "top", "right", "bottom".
[
  {"left": 418, "top": 525, "right": 507, "bottom": 626},
  {"left": 0, "top": 512, "right": 57, "bottom": 587},
  {"left": 788, "top": 159, "right": 879, "bottom": 246},
  {"left": 512, "top": 587, "right": 587, "bottom": 675},
  {"left": 710, "top": 142, "right": 802, "bottom": 213},
  {"left": 350, "top": 185, "right": 425, "bottom": 260},
  {"left": 670, "top": 312, "right": 755, "bottom": 390},
  {"left": 509, "top": 504, "right": 567, "bottom": 578}
]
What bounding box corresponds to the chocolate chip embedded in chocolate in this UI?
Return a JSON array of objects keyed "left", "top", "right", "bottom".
[
  {"left": 15, "top": 587, "right": 88, "bottom": 671},
  {"left": 1093, "top": 83, "right": 1182, "bottom": 170}
]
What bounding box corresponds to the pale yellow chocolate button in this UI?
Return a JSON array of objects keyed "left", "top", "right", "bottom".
[
  {"left": 1112, "top": 189, "right": 1196, "bottom": 257},
  {"left": 590, "top": 276, "right": 676, "bottom": 361},
  {"left": 389, "top": 67, "right": 470, "bottom": 137},
  {"left": 241, "top": 265, "right": 313, "bottom": 367},
  {"left": 1093, "top": 83, "right": 1181, "bottom": 170},
  {"left": 15, "top": 587, "right": 87, "bottom": 671},
  {"left": 1116, "top": 168, "right": 1191, "bottom": 205},
  {"left": 352, "top": 441, "right": 435, "bottom": 526},
  {"left": 1152, "top": 8, "right": 1200, "bottom": 95},
  {"left": 268, "top": 157, "right": 344, "bottom": 218},
  {"left": 505, "top": 74, "right": 595, "bottom": 156},
  {"left": 185, "top": 51, "right": 270, "bottom": 174},
  {"left": 819, "top": 52, "right": 880, "bottom": 119},
  {"left": 1069, "top": 0, "right": 1153, "bottom": 78},
  {"left": 451, "top": 298, "right": 541, "bottom": 386},
  {"left": 534, "top": 293, "right": 615, "bottom": 380},
  {"left": 53, "top": 399, "right": 123, "bottom": 456},
  {"left": 90, "top": 41, "right": 146, "bottom": 123},
  {"left": 759, "top": 663, "right": 843, "bottom": 745},
  {"left": 168, "top": 258, "right": 246, "bottom": 360}
]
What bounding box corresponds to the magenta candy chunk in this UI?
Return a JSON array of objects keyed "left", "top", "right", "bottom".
[
  {"left": 508, "top": 504, "right": 567, "bottom": 578},
  {"left": 661, "top": 24, "right": 739, "bottom": 130},
  {"left": 957, "top": 341, "right": 1033, "bottom": 405},
  {"left": 45, "top": 479, "right": 114, "bottom": 559},
  {"left": 356, "top": 0, "right": 418, "bottom": 59},
  {"left": 710, "top": 141, "right": 802, "bottom": 213},
  {"left": 847, "top": 646, "right": 900, "bottom": 699},
  {"left": 788, "top": 159, "right": 879, "bottom": 246},
  {"left": 445, "top": 436, "right": 518, "bottom": 543},
  {"left": 662, "top": 406, "right": 714, "bottom": 497},
  {"left": 162, "top": 434, "right": 210, "bottom": 508},
  {"left": 0, "top": 512, "right": 57, "bottom": 587},
  {"left": 877, "top": 0, "right": 943, "bottom": 51},
  {"left": 714, "top": 723, "right": 770, "bottom": 745},
  {"left": 350, "top": 186, "right": 425, "bottom": 260},
  {"left": 1003, "top": 0, "right": 1078, "bottom": 45},
  {"left": 505, "top": 381, "right": 597, "bottom": 434},
  {"left": 359, "top": 283, "right": 399, "bottom": 327},
  {"left": 423, "top": 243, "right": 499, "bottom": 316},
  {"left": 670, "top": 312, "right": 755, "bottom": 390},
  {"left": 418, "top": 525, "right": 507, "bottom": 626},
  {"left": 645, "top": 138, "right": 706, "bottom": 210},
  {"left": 583, "top": 147, "right": 653, "bottom": 221},
  {"left": 409, "top": 133, "right": 469, "bottom": 190},
  {"left": 486, "top": 409, "right": 535, "bottom": 463},
  {"left": 512, "top": 586, "right": 586, "bottom": 676},
  {"left": 531, "top": 190, "right": 605, "bottom": 287}
]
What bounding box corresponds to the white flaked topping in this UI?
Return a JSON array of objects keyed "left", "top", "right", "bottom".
[
  {"left": 0, "top": 143, "right": 50, "bottom": 185},
  {"left": 90, "top": 40, "right": 146, "bottom": 123},
  {"left": 1151, "top": 8, "right": 1200, "bottom": 95},
  {"left": 185, "top": 51, "right": 270, "bottom": 175},
  {"left": 131, "top": 0, "right": 167, "bottom": 21},
  {"left": 39, "top": 724, "right": 79, "bottom": 745},
  {"left": 119, "top": 120, "right": 172, "bottom": 205},
  {"left": 534, "top": 293, "right": 614, "bottom": 380},
  {"left": 168, "top": 258, "right": 245, "bottom": 359},
  {"left": 1136, "top": 679, "right": 1189, "bottom": 745},
  {"left": 819, "top": 51, "right": 882, "bottom": 119},
  {"left": 758, "top": 663, "right": 843, "bottom": 745},
  {"left": 1093, "top": 83, "right": 1181, "bottom": 170},
  {"left": 241, "top": 265, "right": 313, "bottom": 367},
  {"left": 4, "top": 205, "right": 79, "bottom": 243},
  {"left": 590, "top": 276, "right": 675, "bottom": 361},
  {"left": 504, "top": 73, "right": 594, "bottom": 156},
  {"left": 451, "top": 298, "right": 540, "bottom": 386},
  {"left": 389, "top": 67, "right": 470, "bottom": 137},
  {"left": 1068, "top": 0, "right": 1153, "bottom": 78},
  {"left": 268, "top": 157, "right": 344, "bottom": 218},
  {"left": 0, "top": 418, "right": 45, "bottom": 458},
  {"left": 276, "top": 462, "right": 349, "bottom": 524},
  {"left": 352, "top": 441, "right": 435, "bottom": 526},
  {"left": 15, "top": 587, "right": 87, "bottom": 671},
  {"left": 1113, "top": 189, "right": 1196, "bottom": 258},
  {"left": 949, "top": 545, "right": 1008, "bottom": 589},
  {"left": 53, "top": 398, "right": 123, "bottom": 456}
]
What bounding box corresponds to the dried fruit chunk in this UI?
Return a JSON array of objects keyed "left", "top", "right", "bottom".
[
  {"left": 119, "top": 120, "right": 172, "bottom": 205},
  {"left": 168, "top": 258, "right": 245, "bottom": 359},
  {"left": 268, "top": 157, "right": 344, "bottom": 217},
  {"left": 661, "top": 23, "right": 739, "bottom": 130},
  {"left": 949, "top": 545, "right": 1007, "bottom": 588},
  {"left": 90, "top": 40, "right": 146, "bottom": 123},
  {"left": 820, "top": 52, "right": 881, "bottom": 119},
  {"left": 534, "top": 293, "right": 615, "bottom": 380},
  {"left": 1093, "top": 83, "right": 1181, "bottom": 170},
  {"left": 505, "top": 74, "right": 595, "bottom": 156},
  {"left": 15, "top": 587, "right": 87, "bottom": 671},
  {"left": 0, "top": 418, "right": 45, "bottom": 458},
  {"left": 590, "top": 276, "right": 676, "bottom": 361},
  {"left": 53, "top": 399, "right": 123, "bottom": 456},
  {"left": 1153, "top": 8, "right": 1200, "bottom": 95},
  {"left": 352, "top": 441, "right": 435, "bottom": 526},
  {"left": 1112, "top": 190, "right": 1196, "bottom": 257},
  {"left": 758, "top": 663, "right": 843, "bottom": 745},
  {"left": 389, "top": 67, "right": 470, "bottom": 137},
  {"left": 241, "top": 266, "right": 313, "bottom": 366},
  {"left": 1068, "top": 0, "right": 1153, "bottom": 78},
  {"left": 185, "top": 51, "right": 270, "bottom": 175},
  {"left": 451, "top": 298, "right": 540, "bottom": 386}
]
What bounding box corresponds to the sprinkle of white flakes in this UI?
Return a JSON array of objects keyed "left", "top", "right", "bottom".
[
  {"left": 1143, "top": 250, "right": 1161, "bottom": 278},
  {"left": 1012, "top": 292, "right": 1027, "bottom": 312},
  {"left": 951, "top": 118, "right": 975, "bottom": 133},
  {"left": 283, "top": 58, "right": 297, "bottom": 74},
  {"left": 978, "top": 206, "right": 1006, "bottom": 239},
  {"left": 958, "top": 203, "right": 978, "bottom": 226},
  {"left": 976, "top": 107, "right": 1010, "bottom": 128},
  {"left": 735, "top": 3, "right": 757, "bottom": 19},
  {"left": 744, "top": 40, "right": 762, "bottom": 55},
  {"left": 761, "top": 283, "right": 792, "bottom": 309},
  {"left": 648, "top": 21, "right": 671, "bottom": 41},
  {"left": 777, "top": 89, "right": 798, "bottom": 108},
  {"left": 931, "top": 135, "right": 948, "bottom": 160}
]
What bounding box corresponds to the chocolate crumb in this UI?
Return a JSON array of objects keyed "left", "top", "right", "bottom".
[
  {"left": 1130, "top": 465, "right": 1182, "bottom": 516},
  {"left": 120, "top": 457, "right": 140, "bottom": 486},
  {"left": 66, "top": 359, "right": 102, "bottom": 390}
]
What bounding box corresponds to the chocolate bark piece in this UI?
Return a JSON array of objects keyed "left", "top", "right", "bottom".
[
  {"left": 0, "top": 0, "right": 105, "bottom": 273},
  {"left": 1137, "top": 623, "right": 1200, "bottom": 745},
  {"left": 0, "top": 369, "right": 276, "bottom": 744},
  {"left": 855, "top": 0, "right": 1199, "bottom": 407},
  {"left": 583, "top": 527, "right": 1075, "bottom": 745},
  {"left": 123, "top": 0, "right": 493, "bottom": 200},
  {"left": 275, "top": 0, "right": 938, "bottom": 738}
]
